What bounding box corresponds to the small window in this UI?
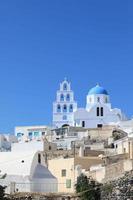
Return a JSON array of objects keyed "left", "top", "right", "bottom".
[
  {"left": 28, "top": 132, "right": 32, "bottom": 139},
  {"left": 97, "top": 124, "right": 103, "bottom": 128},
  {"left": 97, "top": 97, "right": 100, "bottom": 102},
  {"left": 57, "top": 104, "right": 61, "bottom": 112},
  {"left": 17, "top": 133, "right": 22, "bottom": 137},
  {"left": 101, "top": 107, "right": 103, "bottom": 116},
  {"left": 49, "top": 145, "right": 51, "bottom": 150},
  {"left": 69, "top": 104, "right": 73, "bottom": 112},
  {"left": 61, "top": 169, "right": 66, "bottom": 177},
  {"left": 96, "top": 107, "right": 99, "bottom": 116},
  {"left": 38, "top": 154, "right": 41, "bottom": 164},
  {"left": 42, "top": 132, "right": 45, "bottom": 136},
  {"left": 34, "top": 132, "right": 39, "bottom": 137},
  {"left": 66, "top": 179, "right": 71, "bottom": 188},
  {"left": 89, "top": 97, "right": 92, "bottom": 103},
  {"left": 63, "top": 105, "right": 67, "bottom": 112},
  {"left": 60, "top": 94, "right": 64, "bottom": 101},
  {"left": 82, "top": 121, "right": 85, "bottom": 127}
]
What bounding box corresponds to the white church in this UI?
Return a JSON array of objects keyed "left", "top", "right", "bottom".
[{"left": 53, "top": 79, "right": 127, "bottom": 128}]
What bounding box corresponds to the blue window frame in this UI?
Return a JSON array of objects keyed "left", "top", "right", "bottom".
[
  {"left": 17, "top": 133, "right": 22, "bottom": 137},
  {"left": 28, "top": 132, "right": 33, "bottom": 139},
  {"left": 34, "top": 131, "right": 39, "bottom": 137}
]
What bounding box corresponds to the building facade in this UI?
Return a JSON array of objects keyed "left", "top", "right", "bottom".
[
  {"left": 53, "top": 80, "right": 127, "bottom": 129},
  {"left": 53, "top": 79, "right": 77, "bottom": 128},
  {"left": 74, "top": 84, "right": 126, "bottom": 128}
]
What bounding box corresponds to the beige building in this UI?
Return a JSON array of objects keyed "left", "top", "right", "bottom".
[
  {"left": 48, "top": 156, "right": 104, "bottom": 193},
  {"left": 114, "top": 136, "right": 133, "bottom": 159},
  {"left": 89, "top": 159, "right": 133, "bottom": 183}
]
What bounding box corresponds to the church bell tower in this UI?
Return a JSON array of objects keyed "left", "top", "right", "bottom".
[{"left": 53, "top": 78, "right": 77, "bottom": 128}]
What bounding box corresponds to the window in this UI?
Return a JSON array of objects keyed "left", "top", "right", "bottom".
[
  {"left": 63, "top": 115, "right": 67, "bottom": 120},
  {"left": 69, "top": 104, "right": 73, "bottom": 112},
  {"left": 66, "top": 179, "right": 71, "bottom": 188},
  {"left": 17, "top": 133, "right": 22, "bottom": 137},
  {"left": 97, "top": 97, "right": 100, "bottom": 102},
  {"left": 97, "top": 107, "right": 99, "bottom": 116},
  {"left": 101, "top": 107, "right": 103, "bottom": 116},
  {"left": 28, "top": 132, "right": 32, "bottom": 139},
  {"left": 61, "top": 169, "right": 66, "bottom": 177},
  {"left": 63, "top": 105, "right": 67, "bottom": 112},
  {"left": 49, "top": 145, "right": 51, "bottom": 150},
  {"left": 34, "top": 131, "right": 39, "bottom": 137},
  {"left": 82, "top": 121, "right": 85, "bottom": 127},
  {"left": 60, "top": 94, "right": 64, "bottom": 101},
  {"left": 57, "top": 104, "right": 61, "bottom": 112},
  {"left": 66, "top": 94, "right": 70, "bottom": 101},
  {"left": 89, "top": 97, "right": 92, "bottom": 103},
  {"left": 42, "top": 132, "right": 45, "bottom": 136},
  {"left": 97, "top": 124, "right": 103, "bottom": 128},
  {"left": 38, "top": 154, "right": 41, "bottom": 164},
  {"left": 63, "top": 83, "right": 67, "bottom": 90}
]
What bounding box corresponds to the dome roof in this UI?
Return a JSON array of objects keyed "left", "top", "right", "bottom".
[{"left": 88, "top": 84, "right": 108, "bottom": 95}]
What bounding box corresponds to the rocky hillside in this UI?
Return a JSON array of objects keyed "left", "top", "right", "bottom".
[{"left": 101, "top": 170, "right": 133, "bottom": 200}]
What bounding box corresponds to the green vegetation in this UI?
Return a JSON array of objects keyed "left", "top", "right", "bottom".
[
  {"left": 75, "top": 173, "right": 101, "bottom": 200},
  {"left": 0, "top": 185, "right": 7, "bottom": 200}
]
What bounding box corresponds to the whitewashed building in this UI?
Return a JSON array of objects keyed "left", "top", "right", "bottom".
[
  {"left": 0, "top": 151, "right": 58, "bottom": 193},
  {"left": 74, "top": 84, "right": 126, "bottom": 128},
  {"left": 53, "top": 81, "right": 127, "bottom": 129},
  {"left": 15, "top": 125, "right": 51, "bottom": 142}
]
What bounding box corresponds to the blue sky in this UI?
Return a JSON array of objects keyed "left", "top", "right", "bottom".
[{"left": 0, "top": 0, "right": 132, "bottom": 133}]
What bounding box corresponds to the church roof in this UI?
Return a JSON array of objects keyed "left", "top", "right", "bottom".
[{"left": 88, "top": 84, "right": 108, "bottom": 95}]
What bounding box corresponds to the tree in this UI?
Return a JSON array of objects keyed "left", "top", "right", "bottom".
[
  {"left": 75, "top": 173, "right": 101, "bottom": 200},
  {"left": 0, "top": 185, "right": 6, "bottom": 200},
  {"left": 0, "top": 173, "right": 7, "bottom": 200}
]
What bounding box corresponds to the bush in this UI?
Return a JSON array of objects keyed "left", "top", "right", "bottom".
[
  {"left": 75, "top": 174, "right": 101, "bottom": 200},
  {"left": 0, "top": 185, "right": 6, "bottom": 200}
]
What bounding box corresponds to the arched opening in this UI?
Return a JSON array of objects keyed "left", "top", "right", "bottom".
[
  {"left": 60, "top": 94, "right": 64, "bottom": 101},
  {"left": 57, "top": 104, "right": 61, "bottom": 112},
  {"left": 66, "top": 94, "right": 70, "bottom": 101},
  {"left": 63, "top": 83, "right": 67, "bottom": 90},
  {"left": 101, "top": 107, "right": 103, "bottom": 116},
  {"left": 63, "top": 105, "right": 67, "bottom": 112},
  {"left": 69, "top": 104, "right": 73, "bottom": 112},
  {"left": 62, "top": 124, "right": 69, "bottom": 128},
  {"left": 96, "top": 107, "right": 99, "bottom": 116}
]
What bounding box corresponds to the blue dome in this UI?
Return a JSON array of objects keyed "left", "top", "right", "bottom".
[{"left": 88, "top": 85, "right": 108, "bottom": 95}]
